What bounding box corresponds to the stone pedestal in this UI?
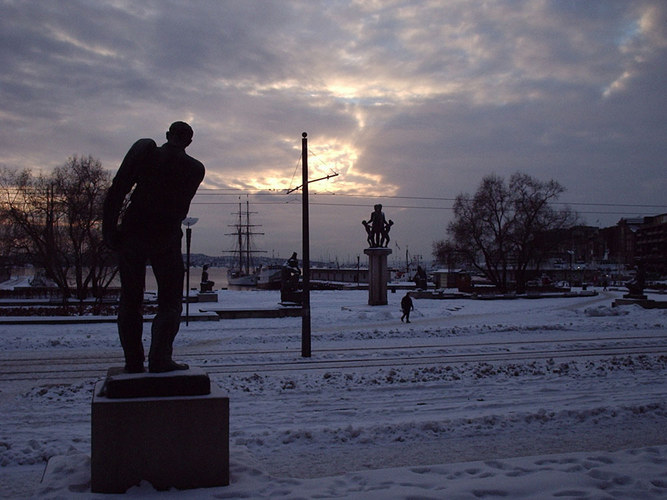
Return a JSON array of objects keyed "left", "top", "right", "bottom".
[
  {"left": 364, "top": 247, "right": 392, "bottom": 305},
  {"left": 197, "top": 292, "right": 218, "bottom": 302},
  {"left": 91, "top": 368, "right": 229, "bottom": 493},
  {"left": 100, "top": 366, "right": 212, "bottom": 399},
  {"left": 613, "top": 297, "right": 667, "bottom": 309}
]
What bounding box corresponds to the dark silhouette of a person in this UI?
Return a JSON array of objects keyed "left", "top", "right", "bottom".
[
  {"left": 103, "top": 122, "right": 205, "bottom": 373},
  {"left": 401, "top": 293, "right": 414, "bottom": 323}
]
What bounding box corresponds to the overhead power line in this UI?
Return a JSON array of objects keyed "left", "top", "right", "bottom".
[
  {"left": 192, "top": 190, "right": 667, "bottom": 211},
  {"left": 190, "top": 201, "right": 663, "bottom": 217}
]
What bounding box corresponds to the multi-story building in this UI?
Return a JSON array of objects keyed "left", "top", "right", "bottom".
[
  {"left": 599, "top": 217, "right": 642, "bottom": 267},
  {"left": 434, "top": 213, "right": 666, "bottom": 290},
  {"left": 562, "top": 215, "right": 666, "bottom": 278},
  {"left": 635, "top": 213, "right": 667, "bottom": 276},
  {"left": 529, "top": 215, "right": 665, "bottom": 284}
]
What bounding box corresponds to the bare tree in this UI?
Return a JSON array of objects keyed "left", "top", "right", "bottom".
[
  {"left": 435, "top": 173, "right": 576, "bottom": 293},
  {"left": 54, "top": 156, "right": 118, "bottom": 303},
  {"left": 506, "top": 173, "right": 576, "bottom": 292},
  {"left": 0, "top": 168, "right": 68, "bottom": 290},
  {"left": 432, "top": 239, "right": 464, "bottom": 271},
  {"left": 0, "top": 156, "right": 117, "bottom": 309}
]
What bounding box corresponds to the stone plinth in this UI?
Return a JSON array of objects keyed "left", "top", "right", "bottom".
[
  {"left": 613, "top": 298, "right": 667, "bottom": 309},
  {"left": 197, "top": 292, "right": 218, "bottom": 302},
  {"left": 364, "top": 247, "right": 392, "bottom": 305},
  {"left": 91, "top": 370, "right": 229, "bottom": 493},
  {"left": 100, "top": 366, "right": 211, "bottom": 399}
]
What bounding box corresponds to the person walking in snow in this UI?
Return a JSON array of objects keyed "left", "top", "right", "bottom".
[{"left": 401, "top": 293, "right": 414, "bottom": 323}]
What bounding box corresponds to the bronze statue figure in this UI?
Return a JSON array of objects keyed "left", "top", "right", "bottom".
[
  {"left": 380, "top": 219, "right": 394, "bottom": 248},
  {"left": 103, "top": 122, "right": 205, "bottom": 373},
  {"left": 362, "top": 204, "right": 393, "bottom": 248},
  {"left": 200, "top": 264, "right": 214, "bottom": 292},
  {"left": 625, "top": 260, "right": 646, "bottom": 298},
  {"left": 413, "top": 265, "right": 428, "bottom": 290},
  {"left": 362, "top": 219, "right": 374, "bottom": 247},
  {"left": 281, "top": 252, "right": 302, "bottom": 304}
]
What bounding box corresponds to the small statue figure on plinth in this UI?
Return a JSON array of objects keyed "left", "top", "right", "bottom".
[
  {"left": 413, "top": 266, "right": 428, "bottom": 290},
  {"left": 624, "top": 260, "right": 647, "bottom": 300},
  {"left": 200, "top": 264, "right": 215, "bottom": 292},
  {"left": 362, "top": 204, "right": 393, "bottom": 248},
  {"left": 281, "top": 252, "right": 302, "bottom": 304}
]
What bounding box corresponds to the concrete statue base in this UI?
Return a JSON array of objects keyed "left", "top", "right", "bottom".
[
  {"left": 91, "top": 368, "right": 229, "bottom": 493},
  {"left": 364, "top": 247, "right": 392, "bottom": 306},
  {"left": 613, "top": 297, "right": 667, "bottom": 309},
  {"left": 197, "top": 292, "right": 218, "bottom": 302}
]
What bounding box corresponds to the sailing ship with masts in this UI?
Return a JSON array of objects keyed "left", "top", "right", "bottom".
[{"left": 225, "top": 198, "right": 265, "bottom": 286}]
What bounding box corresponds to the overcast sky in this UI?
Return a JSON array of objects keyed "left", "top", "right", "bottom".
[{"left": 1, "top": 0, "right": 666, "bottom": 265}]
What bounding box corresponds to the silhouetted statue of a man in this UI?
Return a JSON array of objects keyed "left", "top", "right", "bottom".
[
  {"left": 370, "top": 204, "right": 385, "bottom": 247},
  {"left": 103, "top": 122, "right": 205, "bottom": 373}
]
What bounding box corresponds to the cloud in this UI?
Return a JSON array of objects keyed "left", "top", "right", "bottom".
[{"left": 0, "top": 0, "right": 665, "bottom": 260}]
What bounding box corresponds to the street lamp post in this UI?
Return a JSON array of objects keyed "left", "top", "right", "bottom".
[{"left": 182, "top": 217, "right": 199, "bottom": 326}]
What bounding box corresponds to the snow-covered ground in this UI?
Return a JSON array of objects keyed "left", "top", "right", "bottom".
[{"left": 1, "top": 287, "right": 666, "bottom": 498}]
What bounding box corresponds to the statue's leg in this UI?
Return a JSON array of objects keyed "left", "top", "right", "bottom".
[
  {"left": 117, "top": 243, "right": 147, "bottom": 372},
  {"left": 148, "top": 242, "right": 187, "bottom": 372}
]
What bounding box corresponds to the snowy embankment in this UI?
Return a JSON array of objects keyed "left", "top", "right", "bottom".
[{"left": 1, "top": 288, "right": 666, "bottom": 498}]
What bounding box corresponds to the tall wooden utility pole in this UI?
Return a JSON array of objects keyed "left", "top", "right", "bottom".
[
  {"left": 286, "top": 133, "right": 338, "bottom": 357},
  {"left": 301, "top": 132, "right": 311, "bottom": 357}
]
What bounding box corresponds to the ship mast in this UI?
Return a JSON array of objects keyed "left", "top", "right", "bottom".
[{"left": 226, "top": 196, "right": 265, "bottom": 275}]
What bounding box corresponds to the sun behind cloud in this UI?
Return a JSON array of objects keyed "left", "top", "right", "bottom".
[
  {"left": 199, "top": 134, "right": 397, "bottom": 197},
  {"left": 295, "top": 136, "right": 398, "bottom": 196}
]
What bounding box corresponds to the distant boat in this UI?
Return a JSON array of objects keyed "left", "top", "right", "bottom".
[
  {"left": 227, "top": 269, "right": 258, "bottom": 286},
  {"left": 256, "top": 264, "right": 283, "bottom": 290},
  {"left": 225, "top": 198, "right": 265, "bottom": 287}
]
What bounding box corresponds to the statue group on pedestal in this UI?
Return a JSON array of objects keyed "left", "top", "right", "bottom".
[{"left": 362, "top": 204, "right": 393, "bottom": 248}]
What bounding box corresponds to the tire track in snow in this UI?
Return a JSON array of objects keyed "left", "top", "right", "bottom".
[{"left": 1, "top": 341, "right": 666, "bottom": 381}]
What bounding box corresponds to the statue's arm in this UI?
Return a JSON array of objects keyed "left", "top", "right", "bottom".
[
  {"left": 177, "top": 158, "right": 205, "bottom": 221},
  {"left": 102, "top": 139, "right": 156, "bottom": 247}
]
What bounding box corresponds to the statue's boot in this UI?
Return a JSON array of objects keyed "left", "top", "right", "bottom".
[
  {"left": 124, "top": 362, "right": 146, "bottom": 374},
  {"left": 148, "top": 304, "right": 189, "bottom": 373},
  {"left": 118, "top": 301, "right": 145, "bottom": 373}
]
